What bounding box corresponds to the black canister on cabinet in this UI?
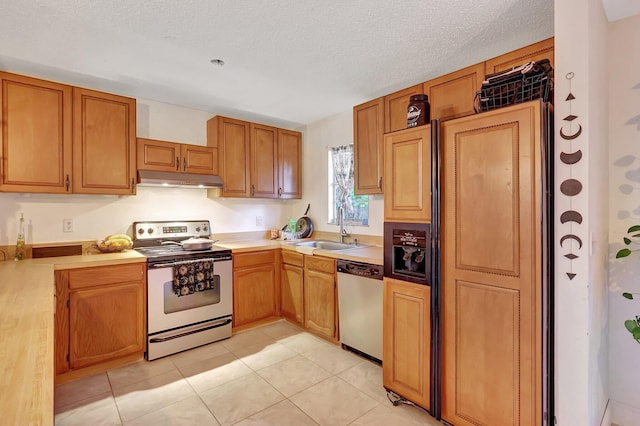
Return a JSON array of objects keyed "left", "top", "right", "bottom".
[{"left": 407, "top": 94, "right": 430, "bottom": 128}]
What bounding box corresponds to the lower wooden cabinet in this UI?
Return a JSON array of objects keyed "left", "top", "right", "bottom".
[
  {"left": 281, "top": 250, "right": 304, "bottom": 325},
  {"left": 304, "top": 255, "right": 337, "bottom": 340},
  {"left": 383, "top": 277, "right": 431, "bottom": 410},
  {"left": 55, "top": 262, "right": 146, "bottom": 375},
  {"left": 233, "top": 250, "right": 279, "bottom": 327}
]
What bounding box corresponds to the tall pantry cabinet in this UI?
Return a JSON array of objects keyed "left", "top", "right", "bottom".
[{"left": 440, "top": 101, "right": 551, "bottom": 426}]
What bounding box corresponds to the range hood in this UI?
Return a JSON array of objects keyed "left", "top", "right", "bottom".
[{"left": 137, "top": 170, "right": 223, "bottom": 189}]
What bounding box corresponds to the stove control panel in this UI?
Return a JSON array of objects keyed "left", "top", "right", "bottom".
[{"left": 133, "top": 220, "right": 211, "bottom": 240}]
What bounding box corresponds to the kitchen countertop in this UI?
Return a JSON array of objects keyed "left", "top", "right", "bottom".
[
  {"left": 0, "top": 251, "right": 146, "bottom": 425},
  {"left": 216, "top": 239, "right": 383, "bottom": 265},
  {"left": 0, "top": 239, "right": 381, "bottom": 424}
]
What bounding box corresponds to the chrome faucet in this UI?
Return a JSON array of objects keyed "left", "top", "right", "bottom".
[{"left": 338, "top": 206, "right": 349, "bottom": 243}]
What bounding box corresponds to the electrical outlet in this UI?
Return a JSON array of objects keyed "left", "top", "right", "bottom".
[
  {"left": 256, "top": 215, "right": 264, "bottom": 227},
  {"left": 63, "top": 218, "right": 73, "bottom": 232}
]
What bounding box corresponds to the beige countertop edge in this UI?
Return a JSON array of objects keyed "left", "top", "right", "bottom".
[
  {"left": 28, "top": 250, "right": 147, "bottom": 270},
  {"left": 0, "top": 262, "right": 55, "bottom": 426}
]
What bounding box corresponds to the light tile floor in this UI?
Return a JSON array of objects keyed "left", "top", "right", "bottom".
[{"left": 55, "top": 320, "right": 441, "bottom": 426}]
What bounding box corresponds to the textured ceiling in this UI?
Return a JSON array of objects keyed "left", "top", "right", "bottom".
[{"left": 0, "top": 0, "right": 557, "bottom": 128}]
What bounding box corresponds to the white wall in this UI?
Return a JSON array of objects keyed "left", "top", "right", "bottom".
[
  {"left": 554, "top": 0, "right": 610, "bottom": 424},
  {"left": 607, "top": 12, "right": 640, "bottom": 421},
  {"left": 0, "top": 99, "right": 295, "bottom": 245},
  {"left": 295, "top": 111, "right": 384, "bottom": 237}
]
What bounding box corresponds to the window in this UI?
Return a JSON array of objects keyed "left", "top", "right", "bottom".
[{"left": 328, "top": 144, "right": 368, "bottom": 226}]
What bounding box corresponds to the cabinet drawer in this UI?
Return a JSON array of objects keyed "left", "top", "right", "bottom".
[
  {"left": 281, "top": 250, "right": 304, "bottom": 267},
  {"left": 68, "top": 263, "right": 145, "bottom": 290},
  {"left": 305, "top": 255, "right": 335, "bottom": 274},
  {"left": 233, "top": 250, "right": 276, "bottom": 268}
]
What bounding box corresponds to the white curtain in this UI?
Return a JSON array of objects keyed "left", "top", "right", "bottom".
[{"left": 330, "top": 144, "right": 354, "bottom": 214}]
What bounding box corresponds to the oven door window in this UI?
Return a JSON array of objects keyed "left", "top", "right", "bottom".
[{"left": 163, "top": 275, "right": 221, "bottom": 314}]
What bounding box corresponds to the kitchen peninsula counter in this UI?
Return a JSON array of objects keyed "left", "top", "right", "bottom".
[{"left": 0, "top": 250, "right": 146, "bottom": 425}]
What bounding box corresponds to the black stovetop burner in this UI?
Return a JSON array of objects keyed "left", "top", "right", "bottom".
[
  {"left": 132, "top": 220, "right": 232, "bottom": 264},
  {"left": 134, "top": 244, "right": 232, "bottom": 264}
]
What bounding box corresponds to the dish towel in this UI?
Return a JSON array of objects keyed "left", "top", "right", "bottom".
[{"left": 172, "top": 259, "right": 215, "bottom": 297}]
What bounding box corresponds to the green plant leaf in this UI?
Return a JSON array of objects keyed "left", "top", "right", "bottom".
[
  {"left": 625, "top": 320, "right": 638, "bottom": 332},
  {"left": 617, "top": 248, "right": 632, "bottom": 258},
  {"left": 623, "top": 292, "right": 634, "bottom": 300},
  {"left": 633, "top": 328, "right": 640, "bottom": 341},
  {"left": 628, "top": 225, "right": 640, "bottom": 233},
  {"left": 624, "top": 237, "right": 632, "bottom": 245},
  {"left": 632, "top": 233, "right": 640, "bottom": 238}
]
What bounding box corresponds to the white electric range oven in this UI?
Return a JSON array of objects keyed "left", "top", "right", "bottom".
[{"left": 133, "top": 220, "right": 233, "bottom": 360}]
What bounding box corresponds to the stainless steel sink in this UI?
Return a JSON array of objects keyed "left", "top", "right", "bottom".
[{"left": 295, "top": 240, "right": 367, "bottom": 251}]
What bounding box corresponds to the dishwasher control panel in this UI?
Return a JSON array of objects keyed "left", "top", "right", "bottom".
[{"left": 336, "top": 260, "right": 383, "bottom": 280}]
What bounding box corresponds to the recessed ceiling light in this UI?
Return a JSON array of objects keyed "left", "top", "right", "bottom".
[{"left": 210, "top": 59, "right": 225, "bottom": 66}]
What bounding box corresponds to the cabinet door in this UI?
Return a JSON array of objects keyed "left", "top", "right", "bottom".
[
  {"left": 69, "top": 282, "right": 145, "bottom": 369},
  {"left": 250, "top": 123, "right": 278, "bottom": 198},
  {"left": 0, "top": 72, "right": 73, "bottom": 193},
  {"left": 181, "top": 144, "right": 218, "bottom": 175},
  {"left": 282, "top": 263, "right": 304, "bottom": 324},
  {"left": 353, "top": 97, "right": 384, "bottom": 195},
  {"left": 72, "top": 87, "right": 136, "bottom": 195},
  {"left": 485, "top": 37, "right": 554, "bottom": 74},
  {"left": 423, "top": 62, "right": 484, "bottom": 122},
  {"left": 384, "top": 84, "right": 423, "bottom": 133},
  {"left": 304, "top": 268, "right": 336, "bottom": 339},
  {"left": 233, "top": 264, "right": 277, "bottom": 327},
  {"left": 216, "top": 116, "right": 251, "bottom": 197},
  {"left": 383, "top": 125, "right": 431, "bottom": 223},
  {"left": 382, "top": 277, "right": 430, "bottom": 410},
  {"left": 277, "top": 129, "right": 302, "bottom": 199},
  {"left": 441, "top": 102, "right": 543, "bottom": 426},
  {"left": 137, "top": 138, "right": 180, "bottom": 172}
]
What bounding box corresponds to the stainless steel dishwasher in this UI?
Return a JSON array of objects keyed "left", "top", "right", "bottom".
[{"left": 336, "top": 259, "right": 384, "bottom": 363}]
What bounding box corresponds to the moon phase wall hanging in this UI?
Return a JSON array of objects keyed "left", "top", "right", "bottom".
[{"left": 559, "top": 72, "right": 583, "bottom": 280}]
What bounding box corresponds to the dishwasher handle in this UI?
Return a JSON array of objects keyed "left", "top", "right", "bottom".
[{"left": 337, "top": 260, "right": 383, "bottom": 280}]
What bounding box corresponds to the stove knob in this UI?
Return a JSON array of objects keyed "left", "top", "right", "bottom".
[
  {"left": 148, "top": 228, "right": 154, "bottom": 234},
  {"left": 203, "top": 226, "right": 209, "bottom": 232},
  {"left": 195, "top": 227, "right": 201, "bottom": 232},
  {"left": 137, "top": 228, "right": 144, "bottom": 235}
]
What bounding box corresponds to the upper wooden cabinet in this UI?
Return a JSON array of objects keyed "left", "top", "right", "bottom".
[
  {"left": 383, "top": 125, "right": 432, "bottom": 223},
  {"left": 353, "top": 97, "right": 384, "bottom": 195},
  {"left": 208, "top": 116, "right": 251, "bottom": 197},
  {"left": 0, "top": 73, "right": 137, "bottom": 195},
  {"left": 72, "top": 87, "right": 136, "bottom": 195},
  {"left": 277, "top": 129, "right": 302, "bottom": 199},
  {"left": 207, "top": 115, "right": 302, "bottom": 199},
  {"left": 137, "top": 138, "right": 218, "bottom": 175},
  {"left": 384, "top": 84, "right": 423, "bottom": 133},
  {"left": 251, "top": 123, "right": 278, "bottom": 198},
  {"left": 0, "top": 72, "right": 73, "bottom": 193},
  {"left": 423, "top": 62, "right": 485, "bottom": 122},
  {"left": 485, "top": 37, "right": 554, "bottom": 74}
]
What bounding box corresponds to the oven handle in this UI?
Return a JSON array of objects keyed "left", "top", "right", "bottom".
[
  {"left": 148, "top": 256, "right": 232, "bottom": 268},
  {"left": 149, "top": 318, "right": 232, "bottom": 343}
]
